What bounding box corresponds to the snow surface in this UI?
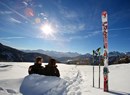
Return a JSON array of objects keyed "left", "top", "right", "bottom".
[
  {"left": 0, "top": 62, "right": 130, "bottom": 95},
  {"left": 20, "top": 74, "right": 67, "bottom": 95}
]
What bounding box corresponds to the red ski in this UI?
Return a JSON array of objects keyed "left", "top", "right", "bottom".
[{"left": 102, "top": 11, "right": 109, "bottom": 92}]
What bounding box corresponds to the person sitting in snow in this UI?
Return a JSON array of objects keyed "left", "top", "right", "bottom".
[
  {"left": 44, "top": 59, "right": 60, "bottom": 77},
  {"left": 28, "top": 56, "right": 45, "bottom": 75}
]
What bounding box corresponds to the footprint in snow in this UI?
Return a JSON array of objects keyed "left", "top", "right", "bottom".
[
  {"left": 0, "top": 65, "right": 12, "bottom": 68},
  {"left": 0, "top": 87, "right": 17, "bottom": 94},
  {"left": 6, "top": 89, "right": 17, "bottom": 94}
]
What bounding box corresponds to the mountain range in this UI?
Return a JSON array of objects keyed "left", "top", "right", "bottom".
[
  {"left": 0, "top": 43, "right": 53, "bottom": 62},
  {"left": 22, "top": 49, "right": 81, "bottom": 58},
  {"left": 22, "top": 49, "right": 130, "bottom": 63},
  {"left": 0, "top": 43, "right": 130, "bottom": 64}
]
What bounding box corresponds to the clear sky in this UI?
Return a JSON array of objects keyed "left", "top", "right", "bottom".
[{"left": 0, "top": 0, "right": 130, "bottom": 54}]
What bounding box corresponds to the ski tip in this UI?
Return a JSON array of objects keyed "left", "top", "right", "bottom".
[{"left": 102, "top": 11, "right": 107, "bottom": 17}]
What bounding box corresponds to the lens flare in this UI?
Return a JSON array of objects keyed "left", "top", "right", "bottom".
[
  {"left": 35, "top": 18, "right": 41, "bottom": 24},
  {"left": 25, "top": 8, "right": 34, "bottom": 17}
]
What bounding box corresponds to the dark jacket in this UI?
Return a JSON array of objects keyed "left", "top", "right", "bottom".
[
  {"left": 28, "top": 64, "right": 45, "bottom": 75},
  {"left": 44, "top": 65, "right": 60, "bottom": 77}
]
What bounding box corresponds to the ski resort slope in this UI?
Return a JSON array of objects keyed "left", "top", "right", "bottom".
[{"left": 0, "top": 62, "right": 130, "bottom": 95}]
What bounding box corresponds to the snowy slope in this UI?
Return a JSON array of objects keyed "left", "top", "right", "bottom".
[{"left": 0, "top": 62, "right": 130, "bottom": 95}]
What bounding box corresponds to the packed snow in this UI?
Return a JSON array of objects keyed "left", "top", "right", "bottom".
[
  {"left": 20, "top": 74, "right": 67, "bottom": 95},
  {"left": 0, "top": 62, "right": 130, "bottom": 95}
]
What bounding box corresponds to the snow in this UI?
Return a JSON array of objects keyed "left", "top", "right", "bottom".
[
  {"left": 20, "top": 74, "right": 67, "bottom": 95},
  {"left": 0, "top": 62, "right": 130, "bottom": 95}
]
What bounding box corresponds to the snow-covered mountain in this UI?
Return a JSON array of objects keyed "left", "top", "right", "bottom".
[
  {"left": 22, "top": 49, "right": 81, "bottom": 58},
  {"left": 126, "top": 52, "right": 130, "bottom": 56},
  {"left": 57, "top": 52, "right": 130, "bottom": 65},
  {"left": 22, "top": 49, "right": 130, "bottom": 65},
  {"left": 109, "top": 51, "right": 126, "bottom": 56}
]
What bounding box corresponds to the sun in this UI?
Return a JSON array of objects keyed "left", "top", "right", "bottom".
[{"left": 40, "top": 24, "right": 54, "bottom": 36}]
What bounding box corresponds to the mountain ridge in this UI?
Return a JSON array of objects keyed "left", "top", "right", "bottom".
[
  {"left": 0, "top": 43, "right": 130, "bottom": 64},
  {"left": 0, "top": 43, "right": 54, "bottom": 62},
  {"left": 22, "top": 49, "right": 81, "bottom": 58}
]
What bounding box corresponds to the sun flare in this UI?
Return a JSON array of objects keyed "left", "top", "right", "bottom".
[{"left": 40, "top": 24, "right": 54, "bottom": 36}]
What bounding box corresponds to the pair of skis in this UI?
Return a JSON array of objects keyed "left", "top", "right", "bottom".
[{"left": 92, "top": 11, "right": 109, "bottom": 92}]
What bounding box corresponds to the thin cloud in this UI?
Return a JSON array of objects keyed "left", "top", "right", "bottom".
[
  {"left": 54, "top": 1, "right": 83, "bottom": 19},
  {"left": 72, "top": 27, "right": 130, "bottom": 40},
  {"left": 48, "top": 17, "right": 86, "bottom": 34},
  {"left": 84, "top": 31, "right": 101, "bottom": 38},
  {"left": 60, "top": 8, "right": 78, "bottom": 19},
  {"left": 49, "top": 1, "right": 86, "bottom": 34},
  {"left": 0, "top": 1, "right": 31, "bottom": 22},
  {"left": 0, "top": 11, "right": 12, "bottom": 14},
  {"left": 10, "top": 18, "right": 22, "bottom": 23},
  {"left": 58, "top": 23, "right": 86, "bottom": 34},
  {"left": 0, "top": 39, "right": 11, "bottom": 44},
  {"left": 67, "top": 31, "right": 101, "bottom": 41},
  {"left": 0, "top": 37, "right": 25, "bottom": 40},
  {"left": 109, "top": 27, "right": 130, "bottom": 31},
  {"left": 68, "top": 36, "right": 82, "bottom": 40},
  {"left": 22, "top": 1, "right": 28, "bottom": 6}
]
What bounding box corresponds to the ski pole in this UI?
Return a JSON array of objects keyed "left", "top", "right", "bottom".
[
  {"left": 92, "top": 50, "right": 95, "bottom": 87},
  {"left": 98, "top": 49, "right": 101, "bottom": 88},
  {"left": 96, "top": 47, "right": 101, "bottom": 88}
]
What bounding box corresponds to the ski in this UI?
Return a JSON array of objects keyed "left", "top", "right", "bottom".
[
  {"left": 102, "top": 11, "right": 109, "bottom": 92},
  {"left": 92, "top": 50, "right": 95, "bottom": 87}
]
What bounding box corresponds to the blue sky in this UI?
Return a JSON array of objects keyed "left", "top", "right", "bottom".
[{"left": 0, "top": 0, "right": 130, "bottom": 54}]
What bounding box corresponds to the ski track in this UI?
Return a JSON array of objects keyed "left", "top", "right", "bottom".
[
  {"left": 43, "top": 66, "right": 84, "bottom": 95},
  {"left": 0, "top": 87, "right": 21, "bottom": 95},
  {"left": 62, "top": 66, "right": 83, "bottom": 95},
  {"left": 0, "top": 64, "right": 13, "bottom": 71}
]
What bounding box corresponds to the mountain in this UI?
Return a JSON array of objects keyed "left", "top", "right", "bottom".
[
  {"left": 22, "top": 49, "right": 81, "bottom": 58},
  {"left": 0, "top": 43, "right": 54, "bottom": 62},
  {"left": 126, "top": 52, "right": 130, "bottom": 56},
  {"left": 57, "top": 53, "right": 93, "bottom": 65},
  {"left": 74, "top": 53, "right": 92, "bottom": 59},
  {"left": 58, "top": 51, "right": 130, "bottom": 65},
  {"left": 56, "top": 57, "right": 73, "bottom": 63},
  {"left": 109, "top": 51, "right": 126, "bottom": 56}
]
